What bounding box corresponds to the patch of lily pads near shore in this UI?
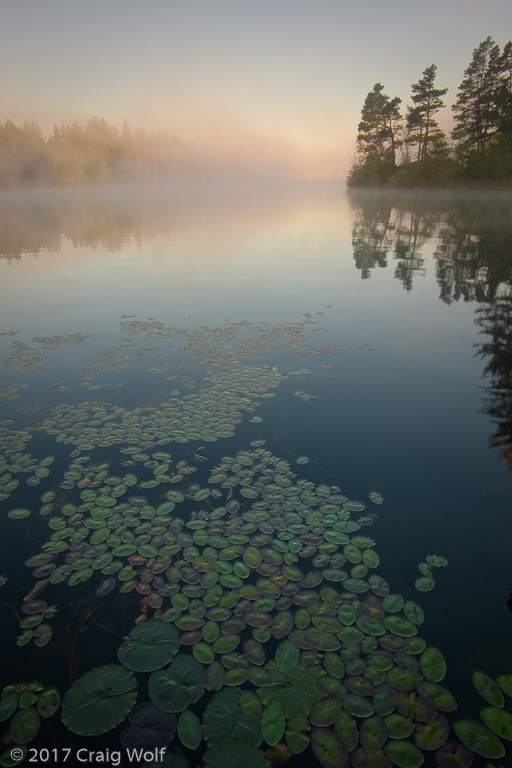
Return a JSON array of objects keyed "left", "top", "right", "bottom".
[{"left": 1, "top": 316, "right": 511, "bottom": 768}]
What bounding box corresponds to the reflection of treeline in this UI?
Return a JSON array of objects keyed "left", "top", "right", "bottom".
[
  {"left": 347, "top": 189, "right": 512, "bottom": 301},
  {"left": 347, "top": 37, "right": 512, "bottom": 188},
  {"left": 0, "top": 117, "right": 199, "bottom": 187},
  {"left": 475, "top": 297, "right": 512, "bottom": 472}
]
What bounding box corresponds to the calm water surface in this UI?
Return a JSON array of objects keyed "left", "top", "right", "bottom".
[{"left": 0, "top": 184, "right": 511, "bottom": 768}]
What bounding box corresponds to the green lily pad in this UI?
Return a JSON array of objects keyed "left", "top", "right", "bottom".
[
  {"left": 311, "top": 726, "right": 348, "bottom": 768},
  {"left": 261, "top": 700, "right": 286, "bottom": 746},
  {"left": 497, "top": 674, "right": 512, "bottom": 697},
  {"left": 309, "top": 698, "right": 342, "bottom": 727},
  {"left": 472, "top": 670, "right": 505, "bottom": 707},
  {"left": 414, "top": 578, "right": 434, "bottom": 592},
  {"left": 7, "top": 508, "right": 31, "bottom": 520},
  {"left": 275, "top": 641, "right": 300, "bottom": 673},
  {"left": 117, "top": 621, "right": 179, "bottom": 672},
  {"left": 61, "top": 664, "right": 137, "bottom": 735},
  {"left": 425, "top": 554, "right": 448, "bottom": 568},
  {"left": 0, "top": 694, "right": 19, "bottom": 721},
  {"left": 382, "top": 615, "right": 417, "bottom": 637},
  {"left": 413, "top": 715, "right": 449, "bottom": 750},
  {"left": 177, "top": 710, "right": 202, "bottom": 750},
  {"left": 417, "top": 682, "right": 458, "bottom": 712},
  {"left": 454, "top": 718, "right": 505, "bottom": 758},
  {"left": 203, "top": 688, "right": 261, "bottom": 745},
  {"left": 37, "top": 687, "right": 61, "bottom": 718},
  {"left": 285, "top": 711, "right": 310, "bottom": 754},
  {"left": 419, "top": 647, "right": 446, "bottom": 683},
  {"left": 480, "top": 706, "right": 512, "bottom": 740},
  {"left": 359, "top": 715, "right": 387, "bottom": 753},
  {"left": 9, "top": 707, "right": 40, "bottom": 744},
  {"left": 148, "top": 655, "right": 206, "bottom": 713},
  {"left": 403, "top": 601, "right": 424, "bottom": 626},
  {"left": 383, "top": 739, "right": 424, "bottom": 767}
]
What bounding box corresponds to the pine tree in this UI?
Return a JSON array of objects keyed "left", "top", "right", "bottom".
[
  {"left": 452, "top": 37, "right": 502, "bottom": 156},
  {"left": 406, "top": 65, "right": 448, "bottom": 160},
  {"left": 356, "top": 83, "right": 402, "bottom": 166}
]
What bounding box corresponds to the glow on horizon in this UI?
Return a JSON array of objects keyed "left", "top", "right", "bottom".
[{"left": 1, "top": 0, "right": 511, "bottom": 181}]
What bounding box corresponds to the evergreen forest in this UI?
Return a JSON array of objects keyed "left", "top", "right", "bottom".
[{"left": 347, "top": 37, "right": 512, "bottom": 188}]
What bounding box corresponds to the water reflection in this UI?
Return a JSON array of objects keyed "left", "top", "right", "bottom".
[
  {"left": 348, "top": 188, "right": 512, "bottom": 301},
  {"left": 474, "top": 294, "right": 512, "bottom": 472}
]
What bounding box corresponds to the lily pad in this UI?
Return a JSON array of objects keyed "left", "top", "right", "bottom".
[
  {"left": 454, "top": 718, "right": 505, "bottom": 758},
  {"left": 177, "top": 710, "right": 202, "bottom": 750},
  {"left": 120, "top": 702, "right": 177, "bottom": 749},
  {"left": 203, "top": 688, "right": 262, "bottom": 745},
  {"left": 419, "top": 647, "right": 446, "bottom": 683},
  {"left": 472, "top": 670, "right": 505, "bottom": 707},
  {"left": 261, "top": 701, "right": 286, "bottom": 746},
  {"left": 117, "top": 621, "right": 179, "bottom": 671},
  {"left": 9, "top": 707, "right": 40, "bottom": 744},
  {"left": 61, "top": 664, "right": 137, "bottom": 735},
  {"left": 311, "top": 727, "right": 348, "bottom": 768},
  {"left": 383, "top": 739, "right": 424, "bottom": 767},
  {"left": 480, "top": 706, "right": 512, "bottom": 740},
  {"left": 148, "top": 655, "right": 206, "bottom": 713}
]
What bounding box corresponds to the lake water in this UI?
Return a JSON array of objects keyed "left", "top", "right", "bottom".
[{"left": 0, "top": 183, "right": 511, "bottom": 768}]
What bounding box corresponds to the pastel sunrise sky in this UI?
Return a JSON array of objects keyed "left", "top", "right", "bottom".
[{"left": 1, "top": 0, "right": 511, "bottom": 180}]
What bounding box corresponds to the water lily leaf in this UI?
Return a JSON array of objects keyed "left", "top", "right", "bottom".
[
  {"left": 61, "top": 664, "right": 137, "bottom": 735},
  {"left": 472, "top": 671, "right": 505, "bottom": 707},
  {"left": 414, "top": 578, "right": 434, "bottom": 592},
  {"left": 403, "top": 601, "right": 424, "bottom": 626},
  {"left": 382, "top": 616, "right": 417, "bottom": 637},
  {"left": 360, "top": 715, "right": 388, "bottom": 753},
  {"left": 416, "top": 682, "right": 457, "bottom": 712},
  {"left": 343, "top": 694, "right": 374, "bottom": 718},
  {"left": 383, "top": 739, "right": 424, "bottom": 768},
  {"left": 177, "top": 710, "right": 202, "bottom": 750},
  {"left": 480, "top": 706, "right": 512, "bottom": 740},
  {"left": 203, "top": 688, "right": 262, "bottom": 745},
  {"left": 0, "top": 694, "right": 19, "bottom": 721},
  {"left": 384, "top": 713, "right": 415, "bottom": 739},
  {"left": 497, "top": 674, "right": 512, "bottom": 697},
  {"left": 9, "top": 707, "right": 40, "bottom": 744},
  {"left": 275, "top": 641, "right": 300, "bottom": 673},
  {"left": 425, "top": 554, "right": 447, "bottom": 568},
  {"left": 413, "top": 715, "right": 449, "bottom": 750},
  {"left": 36, "top": 687, "right": 61, "bottom": 718},
  {"left": 310, "top": 727, "right": 348, "bottom": 768},
  {"left": 369, "top": 492, "right": 383, "bottom": 505},
  {"left": 309, "top": 698, "right": 342, "bottom": 727},
  {"left": 419, "top": 647, "right": 446, "bottom": 683},
  {"left": 454, "top": 719, "right": 505, "bottom": 759},
  {"left": 433, "top": 742, "right": 474, "bottom": 768},
  {"left": 148, "top": 655, "right": 206, "bottom": 713},
  {"left": 349, "top": 747, "right": 392, "bottom": 767},
  {"left": 261, "top": 701, "right": 285, "bottom": 746},
  {"left": 285, "top": 711, "right": 310, "bottom": 754},
  {"left": 241, "top": 690, "right": 262, "bottom": 719},
  {"left": 120, "top": 702, "right": 177, "bottom": 750},
  {"left": 117, "top": 621, "right": 179, "bottom": 671}
]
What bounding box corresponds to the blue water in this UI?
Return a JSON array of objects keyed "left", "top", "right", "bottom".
[{"left": 0, "top": 183, "right": 511, "bottom": 767}]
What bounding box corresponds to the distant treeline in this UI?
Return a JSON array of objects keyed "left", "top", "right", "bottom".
[
  {"left": 0, "top": 117, "right": 201, "bottom": 187},
  {"left": 347, "top": 37, "right": 512, "bottom": 188}
]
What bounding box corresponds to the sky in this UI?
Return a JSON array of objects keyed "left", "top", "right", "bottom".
[{"left": 1, "top": 0, "right": 511, "bottom": 181}]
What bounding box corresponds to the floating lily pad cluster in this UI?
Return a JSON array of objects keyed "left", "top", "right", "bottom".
[
  {"left": 1, "top": 316, "right": 511, "bottom": 768},
  {"left": 0, "top": 681, "right": 60, "bottom": 767},
  {"left": 0, "top": 426, "right": 35, "bottom": 501}
]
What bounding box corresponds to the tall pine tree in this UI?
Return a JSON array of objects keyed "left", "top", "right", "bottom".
[
  {"left": 452, "top": 37, "right": 502, "bottom": 156},
  {"left": 406, "top": 65, "right": 448, "bottom": 161},
  {"left": 356, "top": 83, "right": 402, "bottom": 166}
]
